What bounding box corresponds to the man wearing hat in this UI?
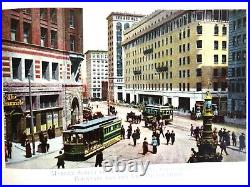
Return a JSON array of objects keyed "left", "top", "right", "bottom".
[
  {"left": 152, "top": 136, "right": 158, "bottom": 154},
  {"left": 239, "top": 133, "right": 246, "bottom": 151}
]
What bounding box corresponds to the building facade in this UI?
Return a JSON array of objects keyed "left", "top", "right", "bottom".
[
  {"left": 227, "top": 10, "right": 246, "bottom": 117},
  {"left": 106, "top": 12, "right": 144, "bottom": 103},
  {"left": 2, "top": 8, "right": 84, "bottom": 142},
  {"left": 85, "top": 50, "right": 108, "bottom": 99},
  {"left": 123, "top": 10, "right": 229, "bottom": 111}
]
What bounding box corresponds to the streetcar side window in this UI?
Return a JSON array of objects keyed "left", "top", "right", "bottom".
[{"left": 77, "top": 134, "right": 84, "bottom": 143}]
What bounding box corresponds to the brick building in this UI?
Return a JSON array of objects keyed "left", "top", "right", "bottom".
[{"left": 2, "top": 8, "right": 84, "bottom": 142}]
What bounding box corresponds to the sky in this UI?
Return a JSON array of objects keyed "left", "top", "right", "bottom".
[{"left": 3, "top": 2, "right": 247, "bottom": 53}]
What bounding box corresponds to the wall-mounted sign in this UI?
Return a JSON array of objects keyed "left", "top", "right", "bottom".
[{"left": 4, "top": 94, "right": 23, "bottom": 107}]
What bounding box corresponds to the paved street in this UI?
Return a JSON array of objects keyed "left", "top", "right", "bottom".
[{"left": 6, "top": 101, "right": 246, "bottom": 169}]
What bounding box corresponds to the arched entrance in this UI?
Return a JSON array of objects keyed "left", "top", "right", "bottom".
[{"left": 71, "top": 97, "right": 79, "bottom": 125}]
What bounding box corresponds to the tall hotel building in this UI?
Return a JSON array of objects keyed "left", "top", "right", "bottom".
[
  {"left": 2, "top": 8, "right": 84, "bottom": 142},
  {"left": 85, "top": 50, "right": 108, "bottom": 99},
  {"left": 227, "top": 10, "right": 246, "bottom": 117},
  {"left": 123, "top": 10, "right": 229, "bottom": 111},
  {"left": 106, "top": 12, "right": 144, "bottom": 102}
]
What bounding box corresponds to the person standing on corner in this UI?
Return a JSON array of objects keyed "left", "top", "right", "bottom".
[
  {"left": 95, "top": 150, "right": 103, "bottom": 167},
  {"left": 170, "top": 130, "right": 175, "bottom": 145},
  {"left": 55, "top": 151, "right": 65, "bottom": 169},
  {"left": 142, "top": 138, "right": 148, "bottom": 155},
  {"left": 132, "top": 130, "right": 137, "bottom": 146},
  {"left": 152, "top": 136, "right": 158, "bottom": 154}
]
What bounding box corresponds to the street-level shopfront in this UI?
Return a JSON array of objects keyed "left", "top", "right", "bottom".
[{"left": 4, "top": 93, "right": 63, "bottom": 142}]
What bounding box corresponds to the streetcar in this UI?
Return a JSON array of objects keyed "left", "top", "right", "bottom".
[
  {"left": 63, "top": 116, "right": 122, "bottom": 161},
  {"left": 142, "top": 104, "right": 174, "bottom": 126}
]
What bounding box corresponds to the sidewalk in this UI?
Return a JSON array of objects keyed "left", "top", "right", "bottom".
[{"left": 6, "top": 137, "right": 63, "bottom": 165}]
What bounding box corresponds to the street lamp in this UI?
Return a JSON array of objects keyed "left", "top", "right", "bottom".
[{"left": 28, "top": 72, "right": 35, "bottom": 155}]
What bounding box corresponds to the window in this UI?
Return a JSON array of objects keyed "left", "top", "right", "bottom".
[
  {"left": 69, "top": 10, "right": 76, "bottom": 28},
  {"left": 237, "top": 35, "right": 241, "bottom": 45},
  {"left": 213, "top": 69, "right": 218, "bottom": 76},
  {"left": 12, "top": 58, "right": 21, "bottom": 80},
  {"left": 197, "top": 11, "right": 203, "bottom": 20},
  {"left": 71, "top": 61, "right": 80, "bottom": 82},
  {"left": 40, "top": 27, "right": 47, "bottom": 47},
  {"left": 222, "top": 55, "right": 226, "bottom": 64},
  {"left": 243, "top": 17, "right": 246, "bottom": 27},
  {"left": 50, "top": 8, "right": 57, "bottom": 24},
  {"left": 231, "top": 68, "right": 235, "bottom": 77},
  {"left": 242, "top": 50, "right": 246, "bottom": 61},
  {"left": 187, "top": 43, "right": 190, "bottom": 51},
  {"left": 187, "top": 56, "right": 190, "bottom": 64},
  {"left": 124, "top": 23, "right": 130, "bottom": 30},
  {"left": 236, "top": 67, "right": 241, "bottom": 77},
  {"left": 243, "top": 34, "right": 246, "bottom": 44},
  {"left": 183, "top": 44, "right": 185, "bottom": 52},
  {"left": 179, "top": 58, "right": 182, "bottom": 66},
  {"left": 232, "top": 36, "right": 236, "bottom": 46},
  {"left": 22, "top": 9, "right": 31, "bottom": 14},
  {"left": 11, "top": 19, "right": 19, "bottom": 41},
  {"left": 214, "top": 25, "right": 219, "bottom": 35},
  {"left": 214, "top": 41, "right": 218, "bottom": 50},
  {"left": 52, "top": 63, "right": 59, "bottom": 80},
  {"left": 222, "top": 41, "right": 227, "bottom": 50},
  {"left": 187, "top": 69, "right": 190, "bottom": 77},
  {"left": 170, "top": 83, "right": 172, "bottom": 91},
  {"left": 197, "top": 25, "right": 202, "bottom": 34},
  {"left": 25, "top": 59, "right": 33, "bottom": 79},
  {"left": 196, "top": 40, "right": 202, "bottom": 48},
  {"left": 187, "top": 83, "right": 190, "bottom": 91},
  {"left": 213, "top": 82, "right": 218, "bottom": 91},
  {"left": 214, "top": 10, "right": 219, "bottom": 20},
  {"left": 237, "top": 51, "right": 241, "bottom": 61},
  {"left": 237, "top": 19, "right": 241, "bottom": 29},
  {"left": 196, "top": 68, "right": 202, "bottom": 76},
  {"left": 183, "top": 30, "right": 186, "bottom": 38},
  {"left": 222, "top": 25, "right": 227, "bottom": 35},
  {"left": 179, "top": 83, "right": 181, "bottom": 91},
  {"left": 187, "top": 29, "right": 190, "bottom": 37},
  {"left": 183, "top": 57, "right": 185, "bottom": 65},
  {"left": 23, "top": 22, "right": 31, "bottom": 43},
  {"left": 51, "top": 30, "right": 57, "bottom": 48},
  {"left": 42, "top": 61, "right": 49, "bottom": 80},
  {"left": 70, "top": 35, "right": 76, "bottom": 51},
  {"left": 179, "top": 71, "right": 182, "bottom": 78},
  {"left": 196, "top": 54, "right": 202, "bottom": 63},
  {"left": 40, "top": 8, "right": 47, "bottom": 20},
  {"left": 221, "top": 68, "right": 227, "bottom": 77},
  {"left": 179, "top": 32, "right": 182, "bottom": 40},
  {"left": 183, "top": 70, "right": 186, "bottom": 78},
  {"left": 221, "top": 82, "right": 227, "bottom": 91},
  {"left": 183, "top": 83, "right": 185, "bottom": 91},
  {"left": 196, "top": 82, "right": 202, "bottom": 91},
  {"left": 214, "top": 55, "right": 218, "bottom": 64},
  {"left": 179, "top": 45, "right": 182, "bottom": 53}
]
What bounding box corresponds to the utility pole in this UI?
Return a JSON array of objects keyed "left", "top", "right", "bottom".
[{"left": 28, "top": 72, "right": 35, "bottom": 155}]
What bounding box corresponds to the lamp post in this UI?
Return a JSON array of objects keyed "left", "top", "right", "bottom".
[
  {"left": 28, "top": 72, "right": 35, "bottom": 155},
  {"left": 188, "top": 91, "right": 222, "bottom": 162}
]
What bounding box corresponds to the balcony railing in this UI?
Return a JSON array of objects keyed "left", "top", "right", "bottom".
[
  {"left": 133, "top": 70, "right": 142, "bottom": 75},
  {"left": 156, "top": 66, "right": 168, "bottom": 72}
]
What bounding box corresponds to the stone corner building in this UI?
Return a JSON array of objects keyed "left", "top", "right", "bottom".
[{"left": 2, "top": 8, "right": 84, "bottom": 142}]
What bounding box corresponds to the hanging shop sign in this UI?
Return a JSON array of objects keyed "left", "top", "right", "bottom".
[{"left": 4, "top": 94, "right": 23, "bottom": 107}]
